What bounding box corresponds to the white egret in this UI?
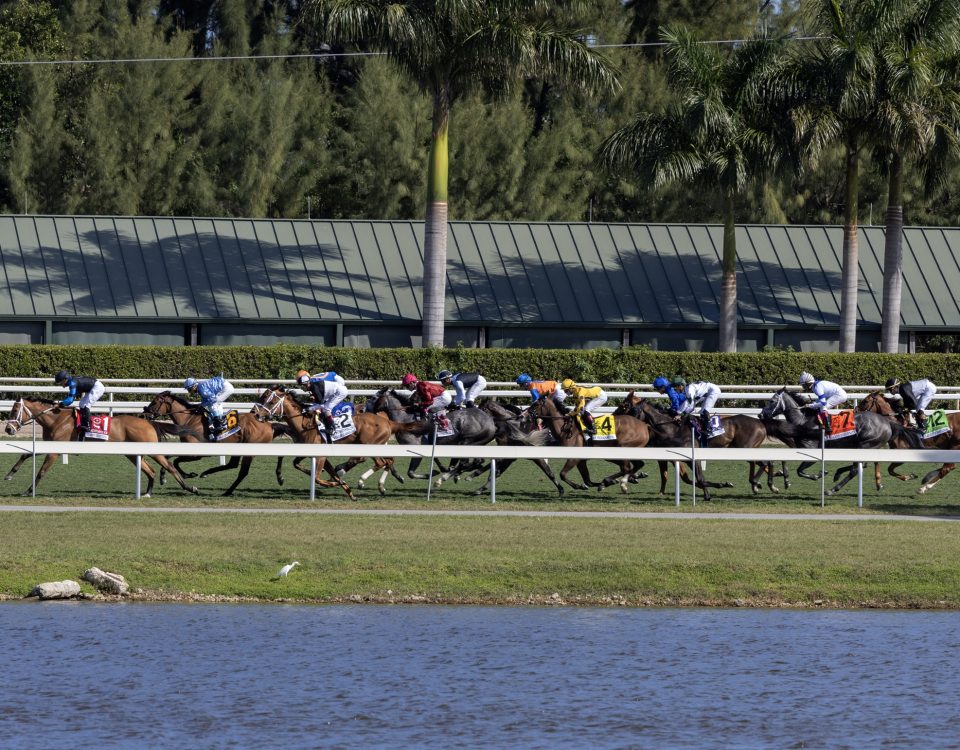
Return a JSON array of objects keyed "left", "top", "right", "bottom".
[{"left": 276, "top": 561, "right": 300, "bottom": 579}]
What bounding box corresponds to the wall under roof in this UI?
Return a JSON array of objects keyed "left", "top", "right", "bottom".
[{"left": 0, "top": 215, "right": 955, "bottom": 349}]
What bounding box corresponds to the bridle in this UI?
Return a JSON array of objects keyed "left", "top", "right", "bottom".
[
  {"left": 6, "top": 399, "right": 58, "bottom": 429},
  {"left": 253, "top": 388, "right": 289, "bottom": 421}
]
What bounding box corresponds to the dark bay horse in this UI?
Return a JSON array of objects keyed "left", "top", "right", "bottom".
[
  {"left": 365, "top": 388, "right": 498, "bottom": 484},
  {"left": 857, "top": 391, "right": 960, "bottom": 494},
  {"left": 617, "top": 391, "right": 787, "bottom": 495},
  {"left": 4, "top": 396, "right": 200, "bottom": 496},
  {"left": 526, "top": 396, "right": 653, "bottom": 493},
  {"left": 143, "top": 391, "right": 291, "bottom": 496},
  {"left": 761, "top": 388, "right": 922, "bottom": 495}
]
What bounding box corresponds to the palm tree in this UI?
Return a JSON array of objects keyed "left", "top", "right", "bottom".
[
  {"left": 785, "top": 0, "right": 909, "bottom": 352},
  {"left": 874, "top": 0, "right": 960, "bottom": 352},
  {"left": 308, "top": 0, "right": 617, "bottom": 347},
  {"left": 599, "top": 28, "right": 786, "bottom": 352}
]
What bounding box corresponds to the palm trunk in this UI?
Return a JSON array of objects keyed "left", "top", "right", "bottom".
[
  {"left": 421, "top": 89, "right": 450, "bottom": 348},
  {"left": 880, "top": 152, "right": 904, "bottom": 354},
  {"left": 718, "top": 190, "right": 737, "bottom": 352},
  {"left": 839, "top": 136, "right": 860, "bottom": 353}
]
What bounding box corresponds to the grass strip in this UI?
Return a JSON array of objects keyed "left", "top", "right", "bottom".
[{"left": 2, "top": 512, "right": 959, "bottom": 608}]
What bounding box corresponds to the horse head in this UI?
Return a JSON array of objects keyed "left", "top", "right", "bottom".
[
  {"left": 143, "top": 390, "right": 174, "bottom": 419},
  {"left": 253, "top": 384, "right": 293, "bottom": 420},
  {"left": 858, "top": 391, "right": 898, "bottom": 418}
]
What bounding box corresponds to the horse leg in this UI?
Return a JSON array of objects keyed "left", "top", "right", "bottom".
[
  {"left": 199, "top": 456, "right": 241, "bottom": 478},
  {"left": 150, "top": 455, "right": 199, "bottom": 495},
  {"left": 321, "top": 460, "right": 356, "bottom": 500},
  {"left": 748, "top": 461, "right": 762, "bottom": 494},
  {"left": 275, "top": 457, "right": 284, "bottom": 486},
  {"left": 558, "top": 459, "right": 588, "bottom": 490},
  {"left": 886, "top": 462, "right": 916, "bottom": 482},
  {"left": 223, "top": 456, "right": 254, "bottom": 496},
  {"left": 335, "top": 456, "right": 365, "bottom": 479},
  {"left": 123, "top": 455, "right": 156, "bottom": 497},
  {"left": 919, "top": 463, "right": 955, "bottom": 494},
  {"left": 875, "top": 462, "right": 883, "bottom": 491},
  {"left": 5, "top": 453, "right": 29, "bottom": 481},
  {"left": 172, "top": 455, "right": 204, "bottom": 479},
  {"left": 693, "top": 461, "right": 713, "bottom": 501},
  {"left": 21, "top": 453, "right": 59, "bottom": 496},
  {"left": 797, "top": 461, "right": 824, "bottom": 481},
  {"left": 407, "top": 457, "right": 429, "bottom": 480},
  {"left": 780, "top": 461, "right": 791, "bottom": 490},
  {"left": 826, "top": 464, "right": 857, "bottom": 495}
]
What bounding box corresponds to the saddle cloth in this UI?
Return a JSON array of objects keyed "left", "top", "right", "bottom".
[
  {"left": 577, "top": 414, "right": 617, "bottom": 441},
  {"left": 319, "top": 402, "right": 357, "bottom": 443},
  {"left": 923, "top": 410, "right": 951, "bottom": 439},
  {"left": 209, "top": 410, "right": 242, "bottom": 442},
  {"left": 693, "top": 415, "right": 725, "bottom": 440},
  {"left": 78, "top": 413, "right": 111, "bottom": 441},
  {"left": 825, "top": 410, "right": 857, "bottom": 441}
]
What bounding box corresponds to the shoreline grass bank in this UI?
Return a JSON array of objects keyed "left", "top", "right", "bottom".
[{"left": 4, "top": 511, "right": 960, "bottom": 609}]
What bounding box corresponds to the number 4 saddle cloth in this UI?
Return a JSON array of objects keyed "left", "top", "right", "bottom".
[
  {"left": 824, "top": 410, "right": 857, "bottom": 441},
  {"left": 576, "top": 414, "right": 617, "bottom": 441}
]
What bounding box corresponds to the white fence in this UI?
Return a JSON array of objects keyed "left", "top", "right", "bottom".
[
  {"left": 2, "top": 438, "right": 956, "bottom": 509},
  {"left": 1, "top": 378, "right": 958, "bottom": 416}
]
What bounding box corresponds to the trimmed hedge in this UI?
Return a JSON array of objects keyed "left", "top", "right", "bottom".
[{"left": 3, "top": 345, "right": 960, "bottom": 386}]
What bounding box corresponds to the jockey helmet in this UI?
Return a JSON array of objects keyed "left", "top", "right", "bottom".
[
  {"left": 54, "top": 370, "right": 70, "bottom": 384},
  {"left": 436, "top": 369, "right": 453, "bottom": 382},
  {"left": 561, "top": 378, "right": 575, "bottom": 391},
  {"left": 885, "top": 377, "right": 901, "bottom": 391},
  {"left": 671, "top": 376, "right": 686, "bottom": 387},
  {"left": 799, "top": 372, "right": 815, "bottom": 388},
  {"left": 401, "top": 373, "right": 418, "bottom": 388},
  {"left": 653, "top": 376, "right": 670, "bottom": 390},
  {"left": 183, "top": 377, "right": 197, "bottom": 390},
  {"left": 295, "top": 369, "right": 310, "bottom": 385},
  {"left": 516, "top": 373, "right": 532, "bottom": 386}
]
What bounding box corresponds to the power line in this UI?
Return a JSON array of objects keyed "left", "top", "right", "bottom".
[{"left": 0, "top": 35, "right": 826, "bottom": 67}]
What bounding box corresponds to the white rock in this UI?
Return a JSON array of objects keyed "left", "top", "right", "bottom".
[
  {"left": 31, "top": 581, "right": 81, "bottom": 600},
  {"left": 82, "top": 568, "right": 129, "bottom": 595}
]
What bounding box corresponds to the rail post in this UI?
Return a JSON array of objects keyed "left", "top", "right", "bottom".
[
  {"left": 31, "top": 418, "right": 36, "bottom": 498},
  {"left": 490, "top": 458, "right": 496, "bottom": 504},
  {"left": 857, "top": 462, "right": 863, "bottom": 508},
  {"left": 674, "top": 461, "right": 680, "bottom": 506},
  {"left": 820, "top": 430, "right": 826, "bottom": 508},
  {"left": 691, "top": 426, "right": 697, "bottom": 507},
  {"left": 426, "top": 423, "right": 438, "bottom": 502},
  {"left": 135, "top": 455, "right": 142, "bottom": 500},
  {"left": 309, "top": 457, "right": 316, "bottom": 501}
]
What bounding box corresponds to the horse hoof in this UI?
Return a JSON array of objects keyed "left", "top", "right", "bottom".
[
  {"left": 619, "top": 484, "right": 628, "bottom": 494},
  {"left": 4, "top": 475, "right": 12, "bottom": 481},
  {"left": 723, "top": 482, "right": 734, "bottom": 488},
  {"left": 636, "top": 472, "right": 648, "bottom": 480},
  {"left": 143, "top": 493, "right": 151, "bottom": 499},
  {"left": 769, "top": 486, "right": 780, "bottom": 494}
]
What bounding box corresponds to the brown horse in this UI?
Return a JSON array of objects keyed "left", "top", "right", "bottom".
[
  {"left": 254, "top": 385, "right": 425, "bottom": 498},
  {"left": 4, "top": 396, "right": 200, "bottom": 496},
  {"left": 526, "top": 396, "right": 653, "bottom": 492},
  {"left": 857, "top": 391, "right": 960, "bottom": 493},
  {"left": 617, "top": 391, "right": 787, "bottom": 495},
  {"left": 143, "top": 391, "right": 291, "bottom": 496}
]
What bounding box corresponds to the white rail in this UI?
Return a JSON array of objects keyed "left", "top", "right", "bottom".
[{"left": 1, "top": 439, "right": 954, "bottom": 509}]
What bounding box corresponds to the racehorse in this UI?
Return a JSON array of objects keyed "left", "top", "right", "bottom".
[
  {"left": 4, "top": 396, "right": 200, "bottom": 496},
  {"left": 856, "top": 391, "right": 960, "bottom": 493},
  {"left": 364, "top": 388, "right": 498, "bottom": 484},
  {"left": 142, "top": 391, "right": 291, "bottom": 496},
  {"left": 526, "top": 396, "right": 654, "bottom": 493},
  {"left": 760, "top": 388, "right": 922, "bottom": 494},
  {"left": 255, "top": 385, "right": 423, "bottom": 497},
  {"left": 617, "top": 391, "right": 787, "bottom": 495},
  {"left": 468, "top": 398, "right": 563, "bottom": 496}
]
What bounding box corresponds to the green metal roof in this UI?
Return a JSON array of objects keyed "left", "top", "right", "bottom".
[{"left": 0, "top": 215, "right": 956, "bottom": 327}]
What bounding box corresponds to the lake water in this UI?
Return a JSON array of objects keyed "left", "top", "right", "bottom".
[{"left": 2, "top": 604, "right": 958, "bottom": 749}]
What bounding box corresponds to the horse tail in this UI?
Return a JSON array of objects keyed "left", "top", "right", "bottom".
[
  {"left": 152, "top": 422, "right": 203, "bottom": 441},
  {"left": 498, "top": 420, "right": 549, "bottom": 446},
  {"left": 890, "top": 421, "right": 924, "bottom": 449}
]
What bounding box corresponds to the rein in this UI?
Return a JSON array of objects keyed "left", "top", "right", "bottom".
[{"left": 7, "top": 400, "right": 60, "bottom": 429}]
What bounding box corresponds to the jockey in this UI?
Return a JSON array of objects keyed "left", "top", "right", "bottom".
[
  {"left": 55, "top": 370, "right": 104, "bottom": 439},
  {"left": 437, "top": 369, "right": 486, "bottom": 409},
  {"left": 516, "top": 374, "right": 567, "bottom": 410},
  {"left": 296, "top": 368, "right": 349, "bottom": 436},
  {"left": 184, "top": 375, "right": 235, "bottom": 435},
  {"left": 402, "top": 374, "right": 453, "bottom": 429},
  {"left": 674, "top": 377, "right": 721, "bottom": 435},
  {"left": 886, "top": 377, "right": 937, "bottom": 432},
  {"left": 653, "top": 375, "right": 686, "bottom": 415},
  {"left": 799, "top": 372, "right": 848, "bottom": 430},
  {"left": 560, "top": 378, "right": 606, "bottom": 436}
]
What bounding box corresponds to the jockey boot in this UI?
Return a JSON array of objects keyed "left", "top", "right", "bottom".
[
  {"left": 79, "top": 407, "right": 91, "bottom": 434},
  {"left": 464, "top": 400, "right": 475, "bottom": 409},
  {"left": 582, "top": 411, "right": 596, "bottom": 436},
  {"left": 699, "top": 411, "right": 711, "bottom": 437},
  {"left": 211, "top": 414, "right": 226, "bottom": 434},
  {"left": 817, "top": 411, "right": 830, "bottom": 433},
  {"left": 323, "top": 413, "right": 336, "bottom": 441},
  {"left": 916, "top": 411, "right": 927, "bottom": 434}
]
